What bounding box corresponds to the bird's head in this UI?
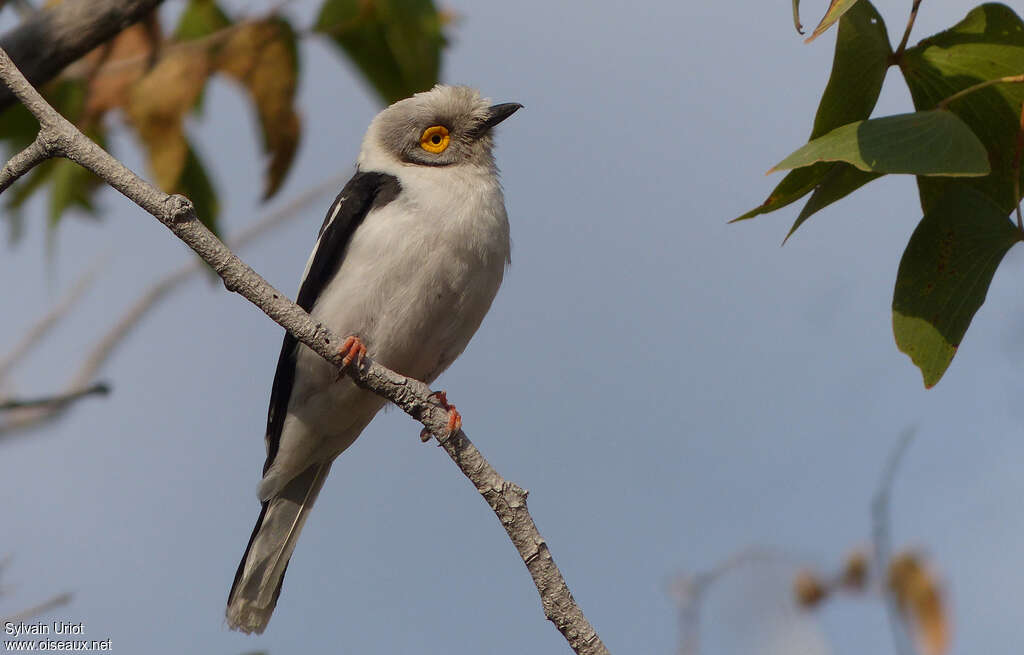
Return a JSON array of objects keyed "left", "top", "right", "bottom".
[{"left": 359, "top": 85, "right": 521, "bottom": 171}]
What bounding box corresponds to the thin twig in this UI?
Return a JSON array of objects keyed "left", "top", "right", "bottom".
[
  {"left": 670, "top": 548, "right": 794, "bottom": 655},
  {"left": 893, "top": 0, "right": 923, "bottom": 64},
  {"left": 1, "top": 592, "right": 73, "bottom": 624},
  {"left": 0, "top": 47, "right": 609, "bottom": 655},
  {"left": 0, "top": 134, "right": 51, "bottom": 194},
  {"left": 0, "top": 257, "right": 103, "bottom": 383},
  {"left": 936, "top": 73, "right": 1024, "bottom": 110},
  {"left": 871, "top": 429, "right": 918, "bottom": 655},
  {"left": 0, "top": 381, "right": 109, "bottom": 411},
  {"left": 64, "top": 174, "right": 346, "bottom": 396},
  {"left": 0, "top": 174, "right": 343, "bottom": 437}
]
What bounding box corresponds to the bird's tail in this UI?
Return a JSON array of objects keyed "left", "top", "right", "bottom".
[{"left": 226, "top": 461, "right": 331, "bottom": 634}]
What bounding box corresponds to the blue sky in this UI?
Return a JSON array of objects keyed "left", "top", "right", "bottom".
[{"left": 1, "top": 1, "right": 1022, "bottom": 653}]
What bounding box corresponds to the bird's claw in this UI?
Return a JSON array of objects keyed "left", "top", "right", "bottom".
[
  {"left": 433, "top": 390, "right": 462, "bottom": 435},
  {"left": 419, "top": 390, "right": 462, "bottom": 442},
  {"left": 336, "top": 335, "right": 367, "bottom": 379}
]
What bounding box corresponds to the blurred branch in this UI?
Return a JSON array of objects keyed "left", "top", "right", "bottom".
[
  {"left": 1, "top": 592, "right": 73, "bottom": 624},
  {"left": 0, "top": 174, "right": 345, "bottom": 437},
  {"left": 0, "top": 558, "right": 73, "bottom": 626},
  {"left": 872, "top": 429, "right": 918, "bottom": 655},
  {"left": 0, "top": 0, "right": 164, "bottom": 112},
  {"left": 0, "top": 381, "right": 108, "bottom": 411},
  {"left": 0, "top": 257, "right": 102, "bottom": 383},
  {"left": 0, "top": 47, "right": 609, "bottom": 655},
  {"left": 670, "top": 548, "right": 797, "bottom": 655}
]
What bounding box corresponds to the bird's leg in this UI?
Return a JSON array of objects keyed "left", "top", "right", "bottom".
[
  {"left": 419, "top": 390, "right": 462, "bottom": 442},
  {"left": 336, "top": 335, "right": 367, "bottom": 374}
]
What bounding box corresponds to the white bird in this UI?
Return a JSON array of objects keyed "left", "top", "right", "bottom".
[{"left": 226, "top": 85, "right": 521, "bottom": 634}]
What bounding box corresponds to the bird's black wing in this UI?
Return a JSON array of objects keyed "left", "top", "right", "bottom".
[
  {"left": 232, "top": 171, "right": 400, "bottom": 606},
  {"left": 262, "top": 170, "right": 401, "bottom": 472}
]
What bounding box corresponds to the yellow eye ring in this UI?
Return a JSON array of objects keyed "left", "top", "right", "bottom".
[{"left": 420, "top": 125, "right": 450, "bottom": 154}]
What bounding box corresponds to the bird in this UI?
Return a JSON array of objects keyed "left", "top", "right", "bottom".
[{"left": 226, "top": 85, "right": 521, "bottom": 634}]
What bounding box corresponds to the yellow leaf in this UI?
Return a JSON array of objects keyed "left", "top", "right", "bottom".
[
  {"left": 889, "top": 552, "right": 950, "bottom": 655},
  {"left": 127, "top": 49, "right": 210, "bottom": 190},
  {"left": 216, "top": 19, "right": 300, "bottom": 199},
  {"left": 84, "top": 21, "right": 161, "bottom": 120},
  {"left": 840, "top": 548, "right": 868, "bottom": 591},
  {"left": 793, "top": 569, "right": 828, "bottom": 608}
]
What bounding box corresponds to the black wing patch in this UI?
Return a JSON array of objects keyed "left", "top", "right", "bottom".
[{"left": 262, "top": 170, "right": 401, "bottom": 474}]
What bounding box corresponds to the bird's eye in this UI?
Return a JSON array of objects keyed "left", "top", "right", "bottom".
[{"left": 419, "top": 125, "right": 450, "bottom": 154}]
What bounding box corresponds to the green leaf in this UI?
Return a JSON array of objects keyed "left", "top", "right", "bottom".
[
  {"left": 2, "top": 80, "right": 105, "bottom": 236},
  {"left": 48, "top": 159, "right": 99, "bottom": 227},
  {"left": 736, "top": 1, "right": 889, "bottom": 222},
  {"left": 49, "top": 125, "right": 107, "bottom": 231},
  {"left": 315, "top": 0, "right": 446, "bottom": 104},
  {"left": 810, "top": 0, "right": 890, "bottom": 139},
  {"left": 784, "top": 164, "right": 881, "bottom": 241},
  {"left": 892, "top": 185, "right": 1021, "bottom": 387},
  {"left": 805, "top": 0, "right": 862, "bottom": 44},
  {"left": 0, "top": 101, "right": 39, "bottom": 150},
  {"left": 174, "top": 143, "right": 220, "bottom": 237},
  {"left": 732, "top": 164, "right": 830, "bottom": 222},
  {"left": 771, "top": 111, "right": 990, "bottom": 176},
  {"left": 901, "top": 3, "right": 1024, "bottom": 214},
  {"left": 5, "top": 160, "right": 52, "bottom": 242},
  {"left": 174, "top": 0, "right": 230, "bottom": 41}
]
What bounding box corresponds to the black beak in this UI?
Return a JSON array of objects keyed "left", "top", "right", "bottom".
[{"left": 481, "top": 102, "right": 523, "bottom": 131}]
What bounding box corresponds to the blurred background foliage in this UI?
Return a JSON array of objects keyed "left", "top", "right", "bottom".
[{"left": 0, "top": 0, "right": 449, "bottom": 241}]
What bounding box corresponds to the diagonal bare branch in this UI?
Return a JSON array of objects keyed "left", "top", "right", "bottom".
[{"left": 0, "top": 47, "right": 609, "bottom": 655}]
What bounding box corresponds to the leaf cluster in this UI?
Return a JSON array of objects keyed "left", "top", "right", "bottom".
[
  {"left": 0, "top": 0, "right": 448, "bottom": 240},
  {"left": 740, "top": 1, "right": 1024, "bottom": 387}
]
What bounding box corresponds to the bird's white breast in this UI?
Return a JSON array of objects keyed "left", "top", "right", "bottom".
[{"left": 309, "top": 162, "right": 509, "bottom": 387}]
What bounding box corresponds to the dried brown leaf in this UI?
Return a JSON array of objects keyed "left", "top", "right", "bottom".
[
  {"left": 127, "top": 49, "right": 210, "bottom": 190},
  {"left": 83, "top": 22, "right": 160, "bottom": 120},
  {"left": 840, "top": 548, "right": 868, "bottom": 591},
  {"left": 889, "top": 552, "right": 950, "bottom": 655},
  {"left": 216, "top": 19, "right": 300, "bottom": 199},
  {"left": 793, "top": 569, "right": 828, "bottom": 608}
]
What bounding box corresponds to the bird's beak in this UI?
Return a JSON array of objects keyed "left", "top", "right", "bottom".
[{"left": 481, "top": 103, "right": 523, "bottom": 131}]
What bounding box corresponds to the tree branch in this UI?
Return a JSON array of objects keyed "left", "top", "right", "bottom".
[
  {"left": 670, "top": 548, "right": 795, "bottom": 655},
  {"left": 0, "top": 134, "right": 51, "bottom": 193},
  {"left": 0, "top": 47, "right": 609, "bottom": 655},
  {"left": 0, "top": 175, "right": 343, "bottom": 438},
  {"left": 871, "top": 430, "right": 917, "bottom": 655},
  {"left": 1, "top": 592, "right": 74, "bottom": 625},
  {"left": 936, "top": 73, "right": 1024, "bottom": 110},
  {"left": 893, "top": 0, "right": 923, "bottom": 65},
  {"left": 0, "top": 256, "right": 102, "bottom": 384},
  {"left": 0, "top": 381, "right": 109, "bottom": 412},
  {"left": 0, "top": 0, "right": 165, "bottom": 113}
]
